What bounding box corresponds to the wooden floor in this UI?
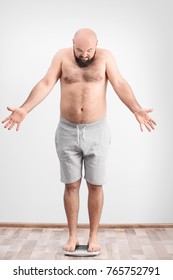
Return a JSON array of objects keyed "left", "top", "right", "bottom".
[{"left": 0, "top": 227, "right": 173, "bottom": 260}]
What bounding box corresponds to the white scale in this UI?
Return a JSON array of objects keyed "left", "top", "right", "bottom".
[{"left": 64, "top": 245, "right": 100, "bottom": 257}]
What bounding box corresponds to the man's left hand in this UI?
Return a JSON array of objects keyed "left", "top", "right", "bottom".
[{"left": 134, "top": 108, "right": 157, "bottom": 132}]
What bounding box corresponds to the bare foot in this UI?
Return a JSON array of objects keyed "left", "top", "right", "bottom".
[
  {"left": 87, "top": 236, "right": 100, "bottom": 252},
  {"left": 63, "top": 236, "right": 79, "bottom": 252}
]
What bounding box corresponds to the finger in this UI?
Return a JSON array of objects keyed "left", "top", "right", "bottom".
[
  {"left": 2, "top": 117, "right": 11, "bottom": 123},
  {"left": 144, "top": 108, "right": 153, "bottom": 113},
  {"left": 148, "top": 118, "right": 157, "bottom": 128},
  {"left": 8, "top": 122, "right": 16, "bottom": 130},
  {"left": 145, "top": 123, "right": 152, "bottom": 132},
  {"left": 149, "top": 122, "right": 155, "bottom": 130},
  {"left": 140, "top": 123, "right": 143, "bottom": 132},
  {"left": 150, "top": 119, "right": 157, "bottom": 126},
  {"left": 16, "top": 123, "right": 21, "bottom": 131},
  {"left": 7, "top": 106, "right": 15, "bottom": 112},
  {"left": 150, "top": 118, "right": 157, "bottom": 127},
  {"left": 4, "top": 120, "right": 13, "bottom": 128}
]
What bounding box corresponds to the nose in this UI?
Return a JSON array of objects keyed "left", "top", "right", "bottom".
[{"left": 81, "top": 51, "right": 88, "bottom": 58}]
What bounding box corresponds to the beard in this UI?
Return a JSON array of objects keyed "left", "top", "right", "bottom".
[{"left": 73, "top": 50, "right": 96, "bottom": 68}]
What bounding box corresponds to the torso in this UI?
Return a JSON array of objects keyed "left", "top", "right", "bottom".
[{"left": 60, "top": 48, "right": 108, "bottom": 123}]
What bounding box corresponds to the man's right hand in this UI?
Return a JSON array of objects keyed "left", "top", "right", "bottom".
[{"left": 2, "top": 107, "right": 27, "bottom": 131}]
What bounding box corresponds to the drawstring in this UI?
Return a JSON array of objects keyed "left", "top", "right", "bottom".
[
  {"left": 76, "top": 126, "right": 86, "bottom": 143},
  {"left": 76, "top": 126, "right": 80, "bottom": 144},
  {"left": 82, "top": 126, "right": 86, "bottom": 141}
]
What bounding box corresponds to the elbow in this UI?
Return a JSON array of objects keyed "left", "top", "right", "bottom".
[
  {"left": 114, "top": 78, "right": 127, "bottom": 94},
  {"left": 41, "top": 77, "right": 52, "bottom": 87},
  {"left": 40, "top": 77, "right": 55, "bottom": 91}
]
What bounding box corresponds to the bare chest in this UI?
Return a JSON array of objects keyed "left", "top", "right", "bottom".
[{"left": 61, "top": 64, "right": 105, "bottom": 84}]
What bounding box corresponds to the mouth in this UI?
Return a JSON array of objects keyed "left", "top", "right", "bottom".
[{"left": 80, "top": 57, "right": 89, "bottom": 61}]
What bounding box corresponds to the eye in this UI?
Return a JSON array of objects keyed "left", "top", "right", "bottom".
[{"left": 77, "top": 48, "right": 83, "bottom": 52}]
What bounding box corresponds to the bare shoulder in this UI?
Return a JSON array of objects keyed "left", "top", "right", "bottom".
[
  {"left": 53, "top": 48, "right": 71, "bottom": 61},
  {"left": 97, "top": 48, "right": 115, "bottom": 61}
]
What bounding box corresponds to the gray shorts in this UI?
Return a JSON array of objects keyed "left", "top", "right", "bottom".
[{"left": 55, "top": 116, "right": 111, "bottom": 185}]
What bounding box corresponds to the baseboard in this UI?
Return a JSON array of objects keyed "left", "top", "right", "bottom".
[{"left": 0, "top": 223, "right": 173, "bottom": 228}]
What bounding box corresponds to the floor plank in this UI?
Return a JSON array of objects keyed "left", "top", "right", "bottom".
[{"left": 0, "top": 227, "right": 173, "bottom": 260}]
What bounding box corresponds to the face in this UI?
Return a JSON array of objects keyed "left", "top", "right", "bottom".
[
  {"left": 73, "top": 48, "right": 96, "bottom": 68},
  {"left": 73, "top": 39, "right": 97, "bottom": 68}
]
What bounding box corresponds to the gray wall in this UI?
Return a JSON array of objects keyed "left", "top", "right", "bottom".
[{"left": 0, "top": 0, "right": 173, "bottom": 224}]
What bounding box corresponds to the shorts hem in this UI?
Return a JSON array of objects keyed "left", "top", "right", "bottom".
[
  {"left": 60, "top": 177, "right": 82, "bottom": 185},
  {"left": 84, "top": 177, "right": 105, "bottom": 186}
]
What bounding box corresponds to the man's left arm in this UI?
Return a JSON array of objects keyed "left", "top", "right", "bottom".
[{"left": 105, "top": 50, "right": 156, "bottom": 132}]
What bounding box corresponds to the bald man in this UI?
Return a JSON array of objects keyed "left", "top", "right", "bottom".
[{"left": 2, "top": 28, "right": 156, "bottom": 253}]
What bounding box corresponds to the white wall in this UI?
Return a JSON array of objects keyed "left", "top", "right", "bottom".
[{"left": 0, "top": 0, "right": 173, "bottom": 224}]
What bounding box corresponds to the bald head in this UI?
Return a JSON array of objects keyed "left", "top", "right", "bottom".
[
  {"left": 73, "top": 28, "right": 98, "bottom": 67},
  {"left": 74, "top": 28, "right": 97, "bottom": 43}
]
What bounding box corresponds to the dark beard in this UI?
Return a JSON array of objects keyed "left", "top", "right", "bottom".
[{"left": 73, "top": 51, "right": 96, "bottom": 68}]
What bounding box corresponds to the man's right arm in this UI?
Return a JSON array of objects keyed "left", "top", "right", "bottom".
[
  {"left": 2, "top": 50, "right": 63, "bottom": 131},
  {"left": 20, "top": 50, "right": 63, "bottom": 113}
]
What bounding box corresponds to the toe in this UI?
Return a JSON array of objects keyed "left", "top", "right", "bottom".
[
  {"left": 88, "top": 244, "right": 100, "bottom": 252},
  {"left": 64, "top": 245, "right": 75, "bottom": 252},
  {"left": 64, "top": 241, "right": 79, "bottom": 252},
  {"left": 88, "top": 245, "right": 94, "bottom": 252},
  {"left": 70, "top": 246, "right": 75, "bottom": 252}
]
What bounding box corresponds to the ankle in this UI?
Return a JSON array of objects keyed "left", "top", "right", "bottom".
[
  {"left": 89, "top": 232, "right": 98, "bottom": 239},
  {"left": 69, "top": 232, "right": 78, "bottom": 239}
]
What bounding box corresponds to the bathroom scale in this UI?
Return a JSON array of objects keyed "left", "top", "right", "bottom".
[{"left": 64, "top": 245, "right": 100, "bottom": 257}]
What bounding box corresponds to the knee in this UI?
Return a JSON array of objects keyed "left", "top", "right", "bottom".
[
  {"left": 87, "top": 182, "right": 102, "bottom": 192},
  {"left": 65, "top": 179, "right": 81, "bottom": 191}
]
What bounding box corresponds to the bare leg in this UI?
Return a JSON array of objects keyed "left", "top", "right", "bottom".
[
  {"left": 87, "top": 182, "right": 103, "bottom": 252},
  {"left": 63, "top": 178, "right": 81, "bottom": 252}
]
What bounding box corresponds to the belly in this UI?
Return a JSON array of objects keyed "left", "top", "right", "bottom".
[{"left": 60, "top": 86, "right": 107, "bottom": 123}]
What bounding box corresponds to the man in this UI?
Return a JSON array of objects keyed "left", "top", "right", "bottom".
[{"left": 2, "top": 28, "right": 156, "bottom": 253}]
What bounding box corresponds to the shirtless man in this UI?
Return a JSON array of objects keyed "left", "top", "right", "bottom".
[{"left": 2, "top": 28, "right": 156, "bottom": 253}]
